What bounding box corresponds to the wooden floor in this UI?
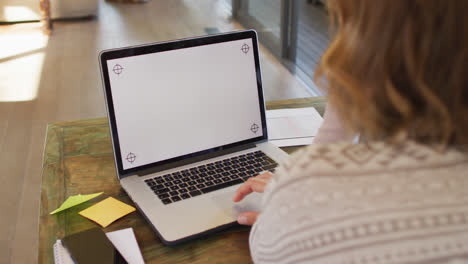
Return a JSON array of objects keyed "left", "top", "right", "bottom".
[{"left": 0, "top": 1, "right": 311, "bottom": 263}]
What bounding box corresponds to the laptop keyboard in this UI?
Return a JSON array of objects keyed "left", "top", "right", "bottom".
[{"left": 144, "top": 150, "right": 278, "bottom": 205}]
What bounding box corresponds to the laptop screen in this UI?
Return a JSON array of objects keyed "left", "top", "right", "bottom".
[{"left": 102, "top": 32, "right": 266, "bottom": 172}]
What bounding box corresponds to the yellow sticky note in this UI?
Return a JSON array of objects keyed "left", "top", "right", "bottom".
[
  {"left": 78, "top": 197, "right": 136, "bottom": 228},
  {"left": 50, "top": 192, "right": 103, "bottom": 215}
]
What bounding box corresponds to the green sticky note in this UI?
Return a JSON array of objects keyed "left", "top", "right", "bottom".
[{"left": 50, "top": 192, "right": 103, "bottom": 215}]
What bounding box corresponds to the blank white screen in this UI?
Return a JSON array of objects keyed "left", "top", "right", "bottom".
[{"left": 107, "top": 38, "right": 263, "bottom": 170}]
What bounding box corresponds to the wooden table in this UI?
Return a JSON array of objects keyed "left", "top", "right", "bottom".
[{"left": 38, "top": 97, "right": 326, "bottom": 263}]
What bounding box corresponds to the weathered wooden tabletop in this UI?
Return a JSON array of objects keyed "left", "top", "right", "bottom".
[{"left": 38, "top": 97, "right": 326, "bottom": 263}]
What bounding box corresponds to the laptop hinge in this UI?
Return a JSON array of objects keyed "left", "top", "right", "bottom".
[{"left": 136, "top": 143, "right": 256, "bottom": 176}]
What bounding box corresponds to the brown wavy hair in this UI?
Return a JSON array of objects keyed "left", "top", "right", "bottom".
[{"left": 315, "top": 0, "right": 468, "bottom": 147}]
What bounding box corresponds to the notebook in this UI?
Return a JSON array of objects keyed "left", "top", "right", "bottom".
[
  {"left": 54, "top": 228, "right": 143, "bottom": 264},
  {"left": 53, "top": 240, "right": 74, "bottom": 264}
]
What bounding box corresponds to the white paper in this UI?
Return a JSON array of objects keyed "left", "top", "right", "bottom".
[
  {"left": 269, "top": 137, "right": 315, "bottom": 147},
  {"left": 266, "top": 107, "right": 323, "bottom": 147},
  {"left": 106, "top": 228, "right": 145, "bottom": 264}
]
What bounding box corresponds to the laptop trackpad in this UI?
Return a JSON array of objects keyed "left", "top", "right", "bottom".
[{"left": 210, "top": 191, "right": 262, "bottom": 218}]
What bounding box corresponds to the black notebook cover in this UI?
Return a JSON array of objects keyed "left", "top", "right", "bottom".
[{"left": 62, "top": 227, "right": 127, "bottom": 264}]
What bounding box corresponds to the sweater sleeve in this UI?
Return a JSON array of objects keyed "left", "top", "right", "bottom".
[{"left": 249, "top": 142, "right": 468, "bottom": 264}]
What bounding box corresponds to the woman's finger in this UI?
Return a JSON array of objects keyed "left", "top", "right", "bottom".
[
  {"left": 232, "top": 172, "right": 272, "bottom": 202},
  {"left": 232, "top": 178, "right": 265, "bottom": 202},
  {"left": 237, "top": 211, "right": 260, "bottom": 226}
]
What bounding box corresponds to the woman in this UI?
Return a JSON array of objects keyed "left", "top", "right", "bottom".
[{"left": 234, "top": 0, "right": 468, "bottom": 263}]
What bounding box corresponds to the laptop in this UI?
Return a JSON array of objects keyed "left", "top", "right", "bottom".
[{"left": 99, "top": 30, "right": 289, "bottom": 245}]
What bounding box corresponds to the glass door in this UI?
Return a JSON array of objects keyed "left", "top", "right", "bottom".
[
  {"left": 294, "top": 0, "right": 329, "bottom": 93},
  {"left": 232, "top": 0, "right": 329, "bottom": 95},
  {"left": 232, "top": 0, "right": 293, "bottom": 60}
]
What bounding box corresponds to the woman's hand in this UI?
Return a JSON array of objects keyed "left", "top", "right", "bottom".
[{"left": 232, "top": 171, "right": 273, "bottom": 225}]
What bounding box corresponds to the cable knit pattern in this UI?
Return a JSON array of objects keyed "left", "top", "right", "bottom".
[{"left": 250, "top": 141, "right": 468, "bottom": 264}]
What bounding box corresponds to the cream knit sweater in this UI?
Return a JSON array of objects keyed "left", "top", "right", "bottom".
[{"left": 249, "top": 141, "right": 468, "bottom": 263}]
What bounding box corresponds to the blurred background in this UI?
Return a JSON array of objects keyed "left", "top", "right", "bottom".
[{"left": 0, "top": 0, "right": 329, "bottom": 263}]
